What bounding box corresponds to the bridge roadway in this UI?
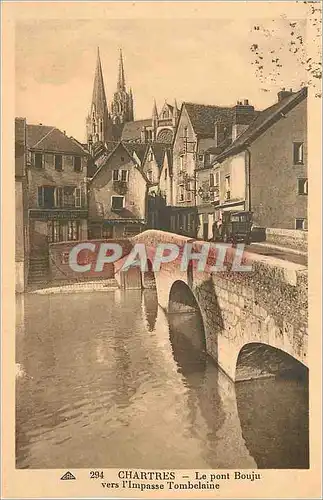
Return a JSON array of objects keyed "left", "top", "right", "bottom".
[{"left": 114, "top": 230, "right": 308, "bottom": 381}]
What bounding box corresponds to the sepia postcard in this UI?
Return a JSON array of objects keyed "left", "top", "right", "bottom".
[{"left": 1, "top": 1, "right": 322, "bottom": 498}]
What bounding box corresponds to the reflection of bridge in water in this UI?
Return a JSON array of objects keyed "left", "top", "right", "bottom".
[{"left": 141, "top": 289, "right": 309, "bottom": 469}]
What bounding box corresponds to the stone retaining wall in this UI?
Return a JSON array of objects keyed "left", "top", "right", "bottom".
[{"left": 265, "top": 228, "right": 308, "bottom": 252}]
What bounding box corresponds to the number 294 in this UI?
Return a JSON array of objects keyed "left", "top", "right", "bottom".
[{"left": 90, "top": 471, "right": 104, "bottom": 479}]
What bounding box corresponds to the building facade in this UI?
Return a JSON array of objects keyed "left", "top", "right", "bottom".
[
  {"left": 170, "top": 101, "right": 255, "bottom": 237},
  {"left": 27, "top": 124, "right": 89, "bottom": 262},
  {"left": 88, "top": 142, "right": 148, "bottom": 239},
  {"left": 211, "top": 88, "right": 308, "bottom": 230}
]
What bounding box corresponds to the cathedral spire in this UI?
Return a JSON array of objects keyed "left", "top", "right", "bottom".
[
  {"left": 91, "top": 47, "right": 107, "bottom": 116},
  {"left": 152, "top": 99, "right": 158, "bottom": 121},
  {"left": 117, "top": 48, "right": 126, "bottom": 91}
]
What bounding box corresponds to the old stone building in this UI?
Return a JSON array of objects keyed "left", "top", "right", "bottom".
[
  {"left": 170, "top": 101, "right": 257, "bottom": 237},
  {"left": 88, "top": 142, "right": 148, "bottom": 239},
  {"left": 211, "top": 87, "right": 308, "bottom": 230},
  {"left": 26, "top": 123, "right": 89, "bottom": 281}
]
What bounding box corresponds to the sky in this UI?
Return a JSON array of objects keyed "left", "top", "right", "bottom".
[{"left": 15, "top": 13, "right": 308, "bottom": 142}]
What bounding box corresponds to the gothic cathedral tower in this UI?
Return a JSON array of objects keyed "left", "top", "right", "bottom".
[
  {"left": 86, "top": 48, "right": 112, "bottom": 146},
  {"left": 110, "top": 49, "right": 134, "bottom": 125}
]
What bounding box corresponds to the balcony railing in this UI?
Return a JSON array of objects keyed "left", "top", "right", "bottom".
[{"left": 29, "top": 208, "right": 88, "bottom": 220}]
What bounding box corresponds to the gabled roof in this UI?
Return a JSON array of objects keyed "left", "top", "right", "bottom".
[
  {"left": 163, "top": 148, "right": 173, "bottom": 175},
  {"left": 121, "top": 119, "right": 152, "bottom": 141},
  {"left": 184, "top": 103, "right": 234, "bottom": 137},
  {"left": 123, "top": 143, "right": 148, "bottom": 164},
  {"left": 214, "top": 87, "right": 307, "bottom": 163},
  {"left": 144, "top": 142, "right": 171, "bottom": 169},
  {"left": 26, "top": 124, "right": 87, "bottom": 155},
  {"left": 90, "top": 141, "right": 148, "bottom": 182}
]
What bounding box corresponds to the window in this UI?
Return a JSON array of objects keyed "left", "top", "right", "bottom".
[
  {"left": 38, "top": 186, "right": 55, "bottom": 208},
  {"left": 198, "top": 154, "right": 204, "bottom": 161},
  {"left": 75, "top": 187, "right": 81, "bottom": 207},
  {"left": 297, "top": 178, "right": 308, "bottom": 195},
  {"left": 74, "top": 156, "right": 82, "bottom": 172},
  {"left": 149, "top": 151, "right": 154, "bottom": 161},
  {"left": 293, "top": 142, "right": 304, "bottom": 165},
  {"left": 187, "top": 180, "right": 194, "bottom": 191},
  {"left": 102, "top": 225, "right": 113, "bottom": 239},
  {"left": 225, "top": 175, "right": 231, "bottom": 200},
  {"left": 147, "top": 170, "right": 152, "bottom": 182},
  {"left": 54, "top": 155, "right": 63, "bottom": 171},
  {"left": 68, "top": 221, "right": 80, "bottom": 241},
  {"left": 55, "top": 187, "right": 63, "bottom": 207},
  {"left": 179, "top": 156, "right": 184, "bottom": 171},
  {"left": 63, "top": 186, "right": 76, "bottom": 207},
  {"left": 186, "top": 191, "right": 192, "bottom": 202},
  {"left": 295, "top": 218, "right": 306, "bottom": 230},
  {"left": 164, "top": 168, "right": 168, "bottom": 180},
  {"left": 215, "top": 171, "right": 220, "bottom": 186},
  {"left": 179, "top": 186, "right": 184, "bottom": 202},
  {"left": 113, "top": 170, "right": 119, "bottom": 181},
  {"left": 35, "top": 153, "right": 43, "bottom": 169},
  {"left": 111, "top": 196, "right": 124, "bottom": 211},
  {"left": 99, "top": 120, "right": 103, "bottom": 133},
  {"left": 210, "top": 173, "right": 215, "bottom": 187},
  {"left": 121, "top": 170, "right": 128, "bottom": 182},
  {"left": 120, "top": 156, "right": 125, "bottom": 161}
]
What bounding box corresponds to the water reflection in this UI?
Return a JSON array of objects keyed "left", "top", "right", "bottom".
[
  {"left": 16, "top": 291, "right": 309, "bottom": 469},
  {"left": 141, "top": 289, "right": 158, "bottom": 331},
  {"left": 236, "top": 375, "right": 309, "bottom": 469}
]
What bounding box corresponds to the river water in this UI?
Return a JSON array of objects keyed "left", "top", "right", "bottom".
[{"left": 16, "top": 290, "right": 309, "bottom": 470}]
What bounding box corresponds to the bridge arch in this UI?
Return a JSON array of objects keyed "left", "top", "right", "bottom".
[
  {"left": 168, "top": 280, "right": 206, "bottom": 354},
  {"left": 235, "top": 342, "right": 308, "bottom": 382}
]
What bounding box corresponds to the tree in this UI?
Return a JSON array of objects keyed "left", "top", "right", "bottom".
[{"left": 250, "top": 1, "right": 322, "bottom": 97}]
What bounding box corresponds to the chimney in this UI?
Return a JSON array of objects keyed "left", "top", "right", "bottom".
[
  {"left": 214, "top": 122, "right": 227, "bottom": 147},
  {"left": 277, "top": 88, "right": 294, "bottom": 102},
  {"left": 232, "top": 99, "right": 255, "bottom": 140}
]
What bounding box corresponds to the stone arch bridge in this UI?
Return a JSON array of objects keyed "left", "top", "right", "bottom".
[{"left": 114, "top": 230, "right": 308, "bottom": 381}]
